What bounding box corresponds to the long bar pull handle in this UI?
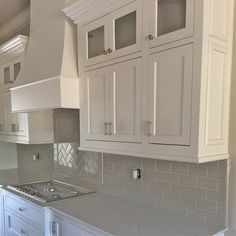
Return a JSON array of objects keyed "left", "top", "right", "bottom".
[
  {"left": 146, "top": 121, "right": 152, "bottom": 137},
  {"left": 109, "top": 122, "right": 113, "bottom": 136},
  {"left": 104, "top": 122, "right": 109, "bottom": 136}
]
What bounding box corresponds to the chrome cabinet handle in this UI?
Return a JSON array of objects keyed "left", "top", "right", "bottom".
[
  {"left": 52, "top": 221, "right": 60, "bottom": 236},
  {"left": 107, "top": 48, "right": 113, "bottom": 53},
  {"left": 146, "top": 121, "right": 152, "bottom": 136},
  {"left": 147, "top": 34, "right": 154, "bottom": 40},
  {"left": 18, "top": 229, "right": 25, "bottom": 234},
  {"left": 11, "top": 124, "right": 17, "bottom": 132},
  {"left": 108, "top": 122, "right": 113, "bottom": 136},
  {"left": 104, "top": 122, "right": 109, "bottom": 136},
  {"left": 18, "top": 207, "right": 25, "bottom": 212}
]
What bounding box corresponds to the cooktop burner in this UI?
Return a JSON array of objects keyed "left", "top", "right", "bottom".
[{"left": 6, "top": 180, "right": 94, "bottom": 204}]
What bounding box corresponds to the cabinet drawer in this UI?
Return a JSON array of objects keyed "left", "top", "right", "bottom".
[
  {"left": 5, "top": 194, "right": 43, "bottom": 228},
  {"left": 5, "top": 210, "right": 42, "bottom": 236}
]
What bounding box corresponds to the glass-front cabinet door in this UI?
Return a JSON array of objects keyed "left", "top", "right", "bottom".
[
  {"left": 2, "top": 59, "right": 22, "bottom": 90},
  {"left": 3, "top": 63, "right": 12, "bottom": 90},
  {"left": 81, "top": 1, "right": 142, "bottom": 66},
  {"left": 82, "top": 16, "right": 109, "bottom": 67},
  {"left": 148, "top": 0, "right": 194, "bottom": 48},
  {"left": 109, "top": 0, "right": 142, "bottom": 59}
]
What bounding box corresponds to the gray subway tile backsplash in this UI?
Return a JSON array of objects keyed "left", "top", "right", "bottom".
[{"left": 53, "top": 144, "right": 228, "bottom": 227}]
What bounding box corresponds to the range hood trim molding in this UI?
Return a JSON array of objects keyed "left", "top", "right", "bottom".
[
  {"left": 63, "top": 0, "right": 129, "bottom": 25},
  {"left": 0, "top": 35, "right": 28, "bottom": 64}
]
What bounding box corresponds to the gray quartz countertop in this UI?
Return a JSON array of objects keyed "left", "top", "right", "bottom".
[{"left": 49, "top": 192, "right": 226, "bottom": 236}]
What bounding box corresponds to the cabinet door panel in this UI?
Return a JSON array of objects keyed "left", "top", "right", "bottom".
[
  {"left": 109, "top": 58, "right": 142, "bottom": 142},
  {"left": 3, "top": 93, "right": 26, "bottom": 137},
  {"left": 82, "top": 16, "right": 109, "bottom": 67},
  {"left": 5, "top": 210, "right": 42, "bottom": 236},
  {"left": 149, "top": 0, "right": 194, "bottom": 48},
  {"left": 109, "top": 1, "right": 142, "bottom": 58},
  {"left": 3, "top": 63, "right": 12, "bottom": 90},
  {"left": 0, "top": 93, "right": 5, "bottom": 134},
  {"left": 84, "top": 68, "right": 109, "bottom": 141},
  {"left": 16, "top": 113, "right": 27, "bottom": 136},
  {"left": 4, "top": 93, "right": 17, "bottom": 135},
  {"left": 148, "top": 44, "right": 193, "bottom": 145}
]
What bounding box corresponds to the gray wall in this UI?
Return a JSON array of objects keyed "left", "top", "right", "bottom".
[
  {"left": 17, "top": 144, "right": 53, "bottom": 168},
  {"left": 0, "top": 142, "right": 17, "bottom": 169}
]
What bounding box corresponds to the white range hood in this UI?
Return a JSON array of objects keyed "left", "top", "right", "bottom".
[{"left": 11, "top": 0, "right": 79, "bottom": 112}]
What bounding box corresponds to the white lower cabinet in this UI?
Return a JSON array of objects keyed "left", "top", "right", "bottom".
[
  {"left": 0, "top": 189, "right": 4, "bottom": 236},
  {"left": 3, "top": 191, "right": 44, "bottom": 236},
  {"left": 49, "top": 210, "right": 109, "bottom": 236},
  {"left": 81, "top": 58, "right": 142, "bottom": 143},
  {"left": 5, "top": 210, "right": 42, "bottom": 236}
]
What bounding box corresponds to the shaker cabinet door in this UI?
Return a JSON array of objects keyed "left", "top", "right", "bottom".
[
  {"left": 83, "top": 68, "right": 110, "bottom": 141},
  {"left": 147, "top": 44, "right": 193, "bottom": 145},
  {"left": 148, "top": 0, "right": 194, "bottom": 48},
  {"left": 108, "top": 58, "right": 142, "bottom": 143}
]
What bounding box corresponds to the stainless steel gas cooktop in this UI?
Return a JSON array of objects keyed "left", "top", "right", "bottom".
[{"left": 6, "top": 180, "right": 94, "bottom": 204}]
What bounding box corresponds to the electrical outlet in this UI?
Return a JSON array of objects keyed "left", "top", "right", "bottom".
[
  {"left": 133, "top": 168, "right": 141, "bottom": 180},
  {"left": 33, "top": 153, "right": 40, "bottom": 161}
]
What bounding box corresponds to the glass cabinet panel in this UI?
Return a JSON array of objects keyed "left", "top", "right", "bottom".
[
  {"left": 149, "top": 0, "right": 194, "bottom": 47},
  {"left": 88, "top": 26, "right": 105, "bottom": 59},
  {"left": 157, "top": 0, "right": 187, "bottom": 36},
  {"left": 3, "top": 66, "right": 10, "bottom": 85},
  {"left": 115, "top": 11, "right": 136, "bottom": 50},
  {"left": 13, "top": 62, "right": 21, "bottom": 81}
]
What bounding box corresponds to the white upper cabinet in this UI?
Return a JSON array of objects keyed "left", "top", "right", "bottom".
[
  {"left": 82, "top": 58, "right": 142, "bottom": 143},
  {"left": 65, "top": 0, "right": 234, "bottom": 163},
  {"left": 3, "top": 92, "right": 27, "bottom": 137},
  {"left": 1, "top": 91, "right": 54, "bottom": 144},
  {"left": 81, "top": 0, "right": 142, "bottom": 67},
  {"left": 147, "top": 44, "right": 193, "bottom": 145},
  {"left": 84, "top": 67, "right": 109, "bottom": 141},
  {"left": 82, "top": 16, "right": 110, "bottom": 67},
  {"left": 108, "top": 58, "right": 142, "bottom": 142},
  {"left": 2, "top": 58, "right": 22, "bottom": 90},
  {"left": 0, "top": 36, "right": 54, "bottom": 144},
  {"left": 148, "top": 0, "right": 194, "bottom": 47}
]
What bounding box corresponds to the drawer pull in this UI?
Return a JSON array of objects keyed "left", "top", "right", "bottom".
[
  {"left": 18, "top": 229, "right": 25, "bottom": 234},
  {"left": 104, "top": 122, "right": 109, "bottom": 136},
  {"left": 18, "top": 207, "right": 25, "bottom": 212},
  {"left": 146, "top": 121, "right": 152, "bottom": 136}
]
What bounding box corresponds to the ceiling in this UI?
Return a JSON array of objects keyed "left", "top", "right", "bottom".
[{"left": 0, "top": 0, "right": 30, "bottom": 27}]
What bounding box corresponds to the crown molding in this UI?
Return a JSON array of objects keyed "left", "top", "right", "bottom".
[
  {"left": 63, "top": 0, "right": 131, "bottom": 25},
  {"left": 0, "top": 35, "right": 28, "bottom": 64},
  {"left": 0, "top": 7, "right": 30, "bottom": 44}
]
